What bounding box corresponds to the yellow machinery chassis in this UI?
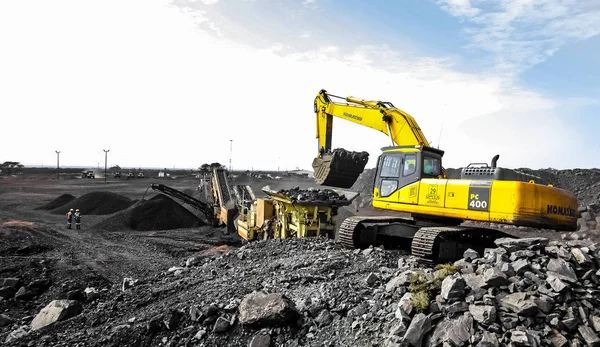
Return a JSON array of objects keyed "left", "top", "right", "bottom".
[{"left": 237, "top": 188, "right": 358, "bottom": 241}]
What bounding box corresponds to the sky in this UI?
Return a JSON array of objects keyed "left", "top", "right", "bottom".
[{"left": 0, "top": 0, "right": 599, "bottom": 171}]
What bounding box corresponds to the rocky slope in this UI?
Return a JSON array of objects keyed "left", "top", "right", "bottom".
[{"left": 5, "top": 236, "right": 600, "bottom": 346}]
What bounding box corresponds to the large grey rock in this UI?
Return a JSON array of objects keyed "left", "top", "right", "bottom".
[
  {"left": 386, "top": 271, "right": 414, "bottom": 293},
  {"left": 494, "top": 237, "right": 549, "bottom": 251},
  {"left": 499, "top": 293, "right": 538, "bottom": 316},
  {"left": 549, "top": 333, "right": 569, "bottom": 347},
  {"left": 314, "top": 309, "right": 333, "bottom": 327},
  {"left": 238, "top": 291, "right": 299, "bottom": 327},
  {"left": 546, "top": 273, "right": 568, "bottom": 292},
  {"left": 249, "top": 334, "right": 271, "bottom": 347},
  {"left": 186, "top": 256, "right": 203, "bottom": 267},
  {"left": 31, "top": 300, "right": 82, "bottom": 331},
  {"left": 403, "top": 313, "right": 432, "bottom": 347},
  {"left": 0, "top": 278, "right": 22, "bottom": 289},
  {"left": 463, "top": 273, "right": 485, "bottom": 290},
  {"left": 510, "top": 331, "right": 529, "bottom": 345},
  {"left": 212, "top": 316, "right": 230, "bottom": 333},
  {"left": 427, "top": 314, "right": 473, "bottom": 347},
  {"left": 390, "top": 321, "right": 408, "bottom": 337},
  {"left": 511, "top": 259, "right": 531, "bottom": 275},
  {"left": 534, "top": 296, "right": 554, "bottom": 314},
  {"left": 4, "top": 325, "right": 29, "bottom": 344},
  {"left": 469, "top": 305, "right": 496, "bottom": 325},
  {"left": 482, "top": 267, "right": 508, "bottom": 288},
  {"left": 571, "top": 248, "right": 592, "bottom": 264},
  {"left": 441, "top": 274, "right": 466, "bottom": 302},
  {"left": 463, "top": 248, "right": 479, "bottom": 261},
  {"left": 398, "top": 292, "right": 413, "bottom": 315},
  {"left": 579, "top": 326, "right": 600, "bottom": 347},
  {"left": 547, "top": 258, "right": 578, "bottom": 283},
  {"left": 365, "top": 272, "right": 379, "bottom": 286},
  {"left": 592, "top": 316, "right": 600, "bottom": 333},
  {"left": 582, "top": 211, "right": 593, "bottom": 221},
  {"left": 477, "top": 331, "right": 499, "bottom": 347},
  {"left": 15, "top": 286, "right": 39, "bottom": 301}
]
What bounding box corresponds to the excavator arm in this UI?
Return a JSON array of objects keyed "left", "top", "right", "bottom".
[{"left": 313, "top": 89, "right": 430, "bottom": 188}]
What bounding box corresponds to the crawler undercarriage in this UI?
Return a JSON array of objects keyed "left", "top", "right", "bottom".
[{"left": 338, "top": 216, "right": 516, "bottom": 264}]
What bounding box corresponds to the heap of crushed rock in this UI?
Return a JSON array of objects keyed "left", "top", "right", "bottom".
[
  {"left": 35, "top": 194, "right": 75, "bottom": 211},
  {"left": 7, "top": 236, "right": 600, "bottom": 347},
  {"left": 382, "top": 237, "right": 600, "bottom": 347},
  {"left": 50, "top": 192, "right": 133, "bottom": 215},
  {"left": 94, "top": 194, "right": 204, "bottom": 231},
  {"left": 277, "top": 187, "right": 347, "bottom": 203}
]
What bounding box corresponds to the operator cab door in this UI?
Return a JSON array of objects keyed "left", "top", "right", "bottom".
[{"left": 375, "top": 152, "right": 422, "bottom": 202}]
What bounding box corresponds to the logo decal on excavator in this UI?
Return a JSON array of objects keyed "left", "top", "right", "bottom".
[
  {"left": 343, "top": 112, "right": 363, "bottom": 121},
  {"left": 426, "top": 185, "right": 440, "bottom": 204},
  {"left": 547, "top": 205, "right": 576, "bottom": 217}
]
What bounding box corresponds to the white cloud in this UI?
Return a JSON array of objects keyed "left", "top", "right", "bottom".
[
  {"left": 438, "top": 0, "right": 600, "bottom": 71},
  {"left": 437, "top": 0, "right": 480, "bottom": 17},
  {"left": 0, "top": 0, "right": 594, "bottom": 170}
]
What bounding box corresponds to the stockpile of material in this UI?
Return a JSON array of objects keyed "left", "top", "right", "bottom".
[
  {"left": 50, "top": 192, "right": 133, "bottom": 215},
  {"left": 383, "top": 237, "right": 600, "bottom": 347},
  {"left": 94, "top": 194, "right": 204, "bottom": 231},
  {"left": 35, "top": 194, "right": 75, "bottom": 210}
]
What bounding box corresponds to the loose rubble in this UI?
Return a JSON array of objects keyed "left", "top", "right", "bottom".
[
  {"left": 3, "top": 234, "right": 598, "bottom": 347},
  {"left": 276, "top": 187, "right": 347, "bottom": 203}
]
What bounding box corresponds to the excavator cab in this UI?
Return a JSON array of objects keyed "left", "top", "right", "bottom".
[{"left": 374, "top": 146, "right": 444, "bottom": 198}]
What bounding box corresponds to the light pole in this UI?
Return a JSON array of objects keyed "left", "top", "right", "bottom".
[
  {"left": 103, "top": 149, "right": 110, "bottom": 183},
  {"left": 229, "top": 139, "right": 233, "bottom": 172},
  {"left": 55, "top": 150, "right": 60, "bottom": 180}
]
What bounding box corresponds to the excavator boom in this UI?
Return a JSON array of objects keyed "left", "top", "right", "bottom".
[{"left": 313, "top": 89, "right": 429, "bottom": 188}]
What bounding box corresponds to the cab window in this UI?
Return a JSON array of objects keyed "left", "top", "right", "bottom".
[
  {"left": 403, "top": 154, "right": 417, "bottom": 176},
  {"left": 380, "top": 155, "right": 401, "bottom": 177},
  {"left": 380, "top": 180, "right": 398, "bottom": 196},
  {"left": 423, "top": 156, "right": 441, "bottom": 176}
]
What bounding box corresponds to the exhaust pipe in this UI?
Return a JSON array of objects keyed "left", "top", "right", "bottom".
[{"left": 491, "top": 154, "right": 500, "bottom": 169}]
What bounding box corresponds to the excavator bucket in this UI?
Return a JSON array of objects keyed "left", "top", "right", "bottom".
[{"left": 312, "top": 148, "right": 369, "bottom": 188}]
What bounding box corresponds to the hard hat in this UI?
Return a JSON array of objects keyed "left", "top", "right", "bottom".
[
  {"left": 76, "top": 209, "right": 80, "bottom": 212},
  {"left": 70, "top": 208, "right": 74, "bottom": 212}
]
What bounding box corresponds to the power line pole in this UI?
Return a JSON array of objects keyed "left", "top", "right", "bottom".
[
  {"left": 229, "top": 139, "right": 233, "bottom": 172},
  {"left": 103, "top": 149, "right": 110, "bottom": 183},
  {"left": 55, "top": 150, "right": 60, "bottom": 180}
]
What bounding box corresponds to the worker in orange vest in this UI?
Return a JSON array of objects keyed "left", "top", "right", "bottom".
[{"left": 66, "top": 208, "right": 73, "bottom": 229}]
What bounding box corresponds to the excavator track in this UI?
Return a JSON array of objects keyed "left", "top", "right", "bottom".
[
  {"left": 338, "top": 216, "right": 416, "bottom": 248},
  {"left": 412, "top": 226, "right": 516, "bottom": 263},
  {"left": 338, "top": 216, "right": 516, "bottom": 263}
]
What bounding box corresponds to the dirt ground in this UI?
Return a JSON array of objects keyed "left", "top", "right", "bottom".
[{"left": 1, "top": 172, "right": 589, "bottom": 345}]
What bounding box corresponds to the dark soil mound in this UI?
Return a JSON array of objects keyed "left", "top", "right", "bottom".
[
  {"left": 35, "top": 194, "right": 75, "bottom": 210},
  {"left": 50, "top": 191, "right": 133, "bottom": 215},
  {"left": 350, "top": 168, "right": 376, "bottom": 195},
  {"left": 94, "top": 194, "right": 205, "bottom": 231}
]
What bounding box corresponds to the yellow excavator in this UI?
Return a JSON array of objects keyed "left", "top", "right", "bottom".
[{"left": 312, "top": 89, "right": 578, "bottom": 262}]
